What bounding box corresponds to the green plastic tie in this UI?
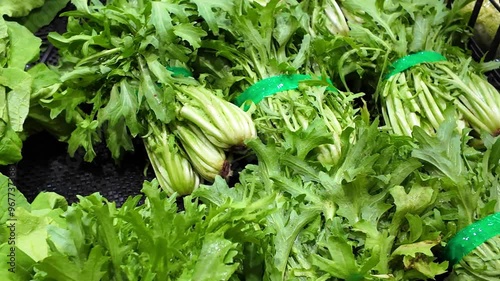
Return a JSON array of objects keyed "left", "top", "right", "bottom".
[
  {"left": 385, "top": 51, "right": 447, "bottom": 79},
  {"left": 234, "top": 74, "right": 337, "bottom": 109},
  {"left": 166, "top": 67, "right": 192, "bottom": 77},
  {"left": 444, "top": 212, "right": 500, "bottom": 265}
]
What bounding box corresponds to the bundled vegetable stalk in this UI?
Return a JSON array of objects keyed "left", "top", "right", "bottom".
[
  {"left": 445, "top": 216, "right": 500, "bottom": 281},
  {"left": 174, "top": 121, "right": 229, "bottom": 181},
  {"left": 176, "top": 85, "right": 256, "bottom": 150},
  {"left": 40, "top": 0, "right": 255, "bottom": 195},
  {"left": 195, "top": 0, "right": 363, "bottom": 165},
  {"left": 381, "top": 54, "right": 500, "bottom": 137},
  {"left": 333, "top": 0, "right": 500, "bottom": 138},
  {"left": 143, "top": 120, "right": 200, "bottom": 195},
  {"left": 304, "top": 0, "right": 350, "bottom": 37}
]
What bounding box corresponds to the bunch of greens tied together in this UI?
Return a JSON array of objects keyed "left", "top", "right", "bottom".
[
  {"left": 320, "top": 0, "right": 500, "bottom": 139},
  {"left": 190, "top": 0, "right": 364, "bottom": 166},
  {"left": 42, "top": 0, "right": 256, "bottom": 195}
]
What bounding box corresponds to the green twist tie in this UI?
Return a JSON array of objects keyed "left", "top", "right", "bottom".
[
  {"left": 385, "top": 51, "right": 447, "bottom": 79},
  {"left": 166, "top": 67, "right": 192, "bottom": 77},
  {"left": 234, "top": 74, "right": 337, "bottom": 109},
  {"left": 444, "top": 213, "right": 500, "bottom": 265}
]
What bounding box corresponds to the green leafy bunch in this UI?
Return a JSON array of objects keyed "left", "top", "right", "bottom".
[
  {"left": 0, "top": 16, "right": 42, "bottom": 165},
  {"left": 1, "top": 111, "right": 499, "bottom": 280},
  {"left": 316, "top": 0, "right": 500, "bottom": 139},
  {"left": 0, "top": 173, "right": 275, "bottom": 281},
  {"left": 0, "top": 0, "right": 70, "bottom": 33},
  {"left": 192, "top": 0, "right": 363, "bottom": 166},
  {"left": 209, "top": 111, "right": 498, "bottom": 280},
  {"left": 43, "top": 0, "right": 230, "bottom": 161}
]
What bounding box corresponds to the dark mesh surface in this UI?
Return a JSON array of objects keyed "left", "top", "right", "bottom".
[
  {"left": 37, "top": 16, "right": 67, "bottom": 66},
  {"left": 10, "top": 132, "right": 152, "bottom": 205}
]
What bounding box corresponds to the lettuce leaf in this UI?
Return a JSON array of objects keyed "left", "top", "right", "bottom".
[
  {"left": 0, "top": 18, "right": 41, "bottom": 165},
  {"left": 16, "top": 0, "right": 70, "bottom": 33},
  {"left": 2, "top": 20, "right": 41, "bottom": 70},
  {"left": 0, "top": 0, "right": 45, "bottom": 18}
]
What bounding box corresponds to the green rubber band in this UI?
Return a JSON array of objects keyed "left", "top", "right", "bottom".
[
  {"left": 385, "top": 51, "right": 447, "bottom": 79},
  {"left": 444, "top": 213, "right": 500, "bottom": 265},
  {"left": 166, "top": 67, "right": 192, "bottom": 77},
  {"left": 233, "top": 74, "right": 337, "bottom": 108}
]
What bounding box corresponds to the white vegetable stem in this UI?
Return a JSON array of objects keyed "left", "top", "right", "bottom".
[
  {"left": 177, "top": 85, "right": 257, "bottom": 149},
  {"left": 175, "top": 122, "right": 227, "bottom": 181},
  {"left": 435, "top": 64, "right": 500, "bottom": 136},
  {"left": 143, "top": 121, "right": 200, "bottom": 196}
]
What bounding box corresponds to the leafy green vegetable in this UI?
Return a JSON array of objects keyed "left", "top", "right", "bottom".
[
  {"left": 447, "top": 235, "right": 500, "bottom": 281},
  {"left": 2, "top": 110, "right": 499, "bottom": 280},
  {"left": 15, "top": 0, "right": 70, "bottom": 33},
  {"left": 324, "top": 0, "right": 500, "bottom": 138},
  {"left": 0, "top": 0, "right": 45, "bottom": 18},
  {"left": 195, "top": 0, "right": 363, "bottom": 166},
  {"left": 0, "top": 175, "right": 275, "bottom": 281},
  {"left": 0, "top": 17, "right": 41, "bottom": 164},
  {"left": 41, "top": 0, "right": 256, "bottom": 194},
  {"left": 4, "top": 20, "right": 40, "bottom": 69},
  {"left": 232, "top": 118, "right": 447, "bottom": 280},
  {"left": 1, "top": 1, "right": 499, "bottom": 280},
  {"left": 143, "top": 121, "right": 200, "bottom": 196},
  {"left": 412, "top": 113, "right": 477, "bottom": 230},
  {"left": 25, "top": 63, "right": 76, "bottom": 140},
  {"left": 0, "top": 122, "right": 23, "bottom": 165},
  {"left": 410, "top": 111, "right": 500, "bottom": 278},
  {"left": 0, "top": 173, "right": 30, "bottom": 224},
  {"left": 45, "top": 0, "right": 203, "bottom": 160},
  {"left": 176, "top": 85, "right": 256, "bottom": 149},
  {"left": 174, "top": 122, "right": 227, "bottom": 181}
]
